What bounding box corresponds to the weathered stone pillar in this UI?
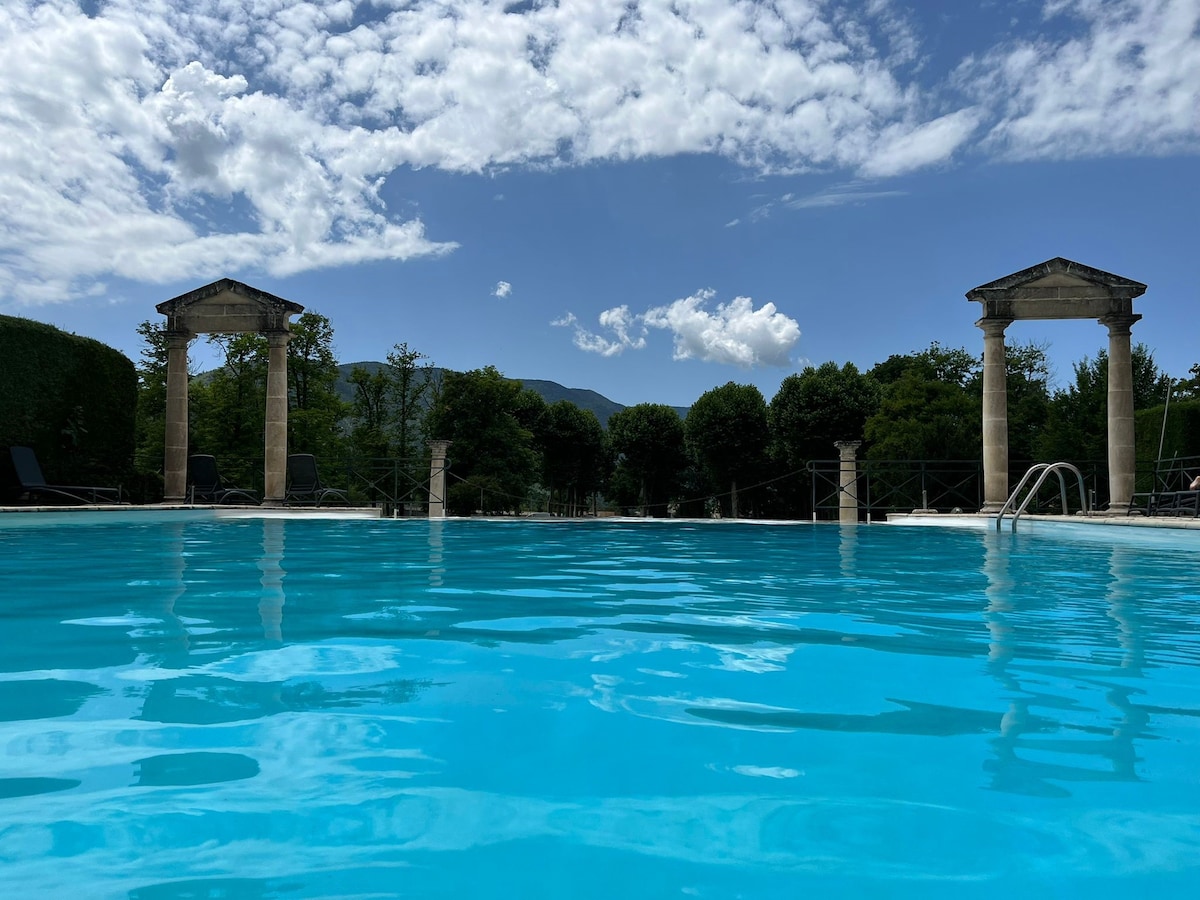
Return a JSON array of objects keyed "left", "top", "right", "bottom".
[
  {"left": 428, "top": 440, "right": 451, "bottom": 518},
  {"left": 978, "top": 318, "right": 1011, "bottom": 512},
  {"left": 263, "top": 331, "right": 291, "bottom": 506},
  {"left": 835, "top": 440, "right": 861, "bottom": 525},
  {"left": 163, "top": 332, "right": 191, "bottom": 502},
  {"left": 1101, "top": 313, "right": 1140, "bottom": 512}
]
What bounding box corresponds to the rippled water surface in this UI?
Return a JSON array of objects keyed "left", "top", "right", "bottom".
[{"left": 2, "top": 517, "right": 1199, "bottom": 897}]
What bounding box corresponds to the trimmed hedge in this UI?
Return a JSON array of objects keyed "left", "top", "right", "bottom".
[{"left": 0, "top": 314, "right": 136, "bottom": 490}]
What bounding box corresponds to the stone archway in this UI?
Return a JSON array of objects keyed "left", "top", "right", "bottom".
[
  {"left": 967, "top": 257, "right": 1147, "bottom": 513},
  {"left": 156, "top": 279, "right": 304, "bottom": 505}
]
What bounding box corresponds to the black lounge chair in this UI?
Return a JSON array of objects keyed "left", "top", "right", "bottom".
[
  {"left": 187, "top": 455, "right": 258, "bottom": 504},
  {"left": 285, "top": 454, "right": 349, "bottom": 506},
  {"left": 4, "top": 446, "right": 122, "bottom": 505}
]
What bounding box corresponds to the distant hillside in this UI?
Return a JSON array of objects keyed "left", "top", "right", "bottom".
[{"left": 336, "top": 363, "right": 687, "bottom": 426}]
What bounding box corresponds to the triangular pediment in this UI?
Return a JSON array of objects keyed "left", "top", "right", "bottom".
[
  {"left": 967, "top": 257, "right": 1146, "bottom": 298},
  {"left": 156, "top": 278, "right": 304, "bottom": 335}
]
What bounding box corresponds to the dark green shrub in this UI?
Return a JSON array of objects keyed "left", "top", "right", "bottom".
[{"left": 0, "top": 314, "right": 136, "bottom": 490}]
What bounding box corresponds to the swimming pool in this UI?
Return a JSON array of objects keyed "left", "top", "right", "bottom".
[{"left": 2, "top": 517, "right": 1198, "bottom": 897}]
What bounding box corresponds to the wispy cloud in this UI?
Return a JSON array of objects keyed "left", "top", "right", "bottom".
[
  {"left": 1, "top": 0, "right": 1197, "bottom": 305},
  {"left": 958, "top": 0, "right": 1200, "bottom": 160},
  {"left": 556, "top": 289, "right": 800, "bottom": 368},
  {"left": 492, "top": 280, "right": 512, "bottom": 298}
]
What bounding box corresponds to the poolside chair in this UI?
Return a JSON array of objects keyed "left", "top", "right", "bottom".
[
  {"left": 187, "top": 455, "right": 258, "bottom": 505},
  {"left": 3, "top": 446, "right": 122, "bottom": 505},
  {"left": 285, "top": 454, "right": 349, "bottom": 506}
]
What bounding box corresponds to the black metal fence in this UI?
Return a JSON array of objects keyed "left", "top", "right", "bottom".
[
  {"left": 805, "top": 458, "right": 1147, "bottom": 521},
  {"left": 132, "top": 453, "right": 434, "bottom": 515}
]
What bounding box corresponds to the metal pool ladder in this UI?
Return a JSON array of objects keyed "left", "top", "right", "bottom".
[{"left": 995, "top": 462, "right": 1089, "bottom": 531}]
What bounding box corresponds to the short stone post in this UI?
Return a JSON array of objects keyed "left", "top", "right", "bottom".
[
  {"left": 163, "top": 332, "right": 191, "bottom": 502},
  {"left": 978, "top": 317, "right": 1011, "bottom": 512},
  {"left": 262, "top": 331, "right": 290, "bottom": 506},
  {"left": 835, "top": 440, "right": 862, "bottom": 525},
  {"left": 428, "top": 440, "right": 451, "bottom": 518},
  {"left": 1101, "top": 313, "right": 1140, "bottom": 512}
]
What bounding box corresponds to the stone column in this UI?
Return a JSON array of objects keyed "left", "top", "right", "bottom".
[
  {"left": 263, "top": 331, "right": 291, "bottom": 506},
  {"left": 978, "top": 318, "right": 1011, "bottom": 512},
  {"left": 163, "top": 332, "right": 191, "bottom": 502},
  {"left": 1101, "top": 314, "right": 1141, "bottom": 513},
  {"left": 428, "top": 440, "right": 451, "bottom": 518},
  {"left": 835, "top": 440, "right": 861, "bottom": 525}
]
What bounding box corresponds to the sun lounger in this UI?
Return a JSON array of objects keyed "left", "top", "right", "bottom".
[
  {"left": 285, "top": 454, "right": 349, "bottom": 506},
  {"left": 4, "top": 446, "right": 122, "bottom": 504},
  {"left": 187, "top": 454, "right": 258, "bottom": 504}
]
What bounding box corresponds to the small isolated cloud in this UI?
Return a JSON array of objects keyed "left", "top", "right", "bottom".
[
  {"left": 555, "top": 304, "right": 647, "bottom": 357},
  {"left": 492, "top": 280, "right": 512, "bottom": 298},
  {"left": 645, "top": 290, "right": 800, "bottom": 367},
  {"left": 556, "top": 289, "right": 800, "bottom": 368}
]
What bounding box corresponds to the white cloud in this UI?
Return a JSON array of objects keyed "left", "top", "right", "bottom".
[
  {"left": 960, "top": 0, "right": 1200, "bottom": 159},
  {"left": 1, "top": 0, "right": 1198, "bottom": 305},
  {"left": 493, "top": 280, "right": 512, "bottom": 298},
  {"left": 558, "top": 304, "right": 648, "bottom": 357},
  {"left": 559, "top": 289, "right": 800, "bottom": 368},
  {"left": 644, "top": 289, "right": 801, "bottom": 367}
]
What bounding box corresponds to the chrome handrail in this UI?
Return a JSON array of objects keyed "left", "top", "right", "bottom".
[{"left": 996, "top": 462, "right": 1089, "bottom": 531}]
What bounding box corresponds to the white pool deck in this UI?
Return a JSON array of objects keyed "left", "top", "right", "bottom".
[{"left": 2, "top": 504, "right": 1199, "bottom": 537}]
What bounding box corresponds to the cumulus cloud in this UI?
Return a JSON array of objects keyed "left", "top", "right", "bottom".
[
  {"left": 958, "top": 0, "right": 1200, "bottom": 159},
  {"left": 558, "top": 290, "right": 800, "bottom": 368},
  {"left": 493, "top": 280, "right": 512, "bottom": 298},
  {"left": 645, "top": 290, "right": 801, "bottom": 367},
  {"left": 1, "top": 0, "right": 1197, "bottom": 304}
]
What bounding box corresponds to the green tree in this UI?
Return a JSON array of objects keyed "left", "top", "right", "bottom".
[
  {"left": 865, "top": 379, "right": 979, "bottom": 461},
  {"left": 685, "top": 382, "right": 770, "bottom": 517},
  {"left": 387, "top": 342, "right": 434, "bottom": 459},
  {"left": 132, "top": 320, "right": 177, "bottom": 475},
  {"left": 865, "top": 342, "right": 981, "bottom": 461},
  {"left": 1035, "top": 343, "right": 1161, "bottom": 464},
  {"left": 539, "top": 401, "right": 610, "bottom": 515},
  {"left": 348, "top": 365, "right": 392, "bottom": 458},
  {"left": 995, "top": 340, "right": 1053, "bottom": 462},
  {"left": 424, "top": 366, "right": 539, "bottom": 514},
  {"left": 287, "top": 312, "right": 347, "bottom": 457},
  {"left": 190, "top": 332, "right": 268, "bottom": 486},
  {"left": 770, "top": 362, "right": 881, "bottom": 470},
  {"left": 607, "top": 403, "right": 687, "bottom": 516},
  {"left": 871, "top": 342, "right": 979, "bottom": 389}
]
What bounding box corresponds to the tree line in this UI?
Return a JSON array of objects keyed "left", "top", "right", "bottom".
[{"left": 133, "top": 313, "right": 1200, "bottom": 515}]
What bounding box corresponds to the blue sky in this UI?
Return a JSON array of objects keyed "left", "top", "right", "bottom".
[{"left": 2, "top": 0, "right": 1198, "bottom": 408}]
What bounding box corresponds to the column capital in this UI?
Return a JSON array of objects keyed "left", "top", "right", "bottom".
[
  {"left": 834, "top": 440, "right": 861, "bottom": 460},
  {"left": 1099, "top": 313, "right": 1141, "bottom": 336},
  {"left": 266, "top": 330, "right": 292, "bottom": 348},
  {"left": 975, "top": 317, "right": 1012, "bottom": 337},
  {"left": 165, "top": 331, "right": 192, "bottom": 349},
  {"left": 428, "top": 440, "right": 452, "bottom": 456}
]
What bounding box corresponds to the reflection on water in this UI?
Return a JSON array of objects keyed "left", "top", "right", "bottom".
[{"left": 1, "top": 519, "right": 1199, "bottom": 895}]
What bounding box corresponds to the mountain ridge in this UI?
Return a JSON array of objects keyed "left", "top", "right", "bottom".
[{"left": 335, "top": 363, "right": 689, "bottom": 426}]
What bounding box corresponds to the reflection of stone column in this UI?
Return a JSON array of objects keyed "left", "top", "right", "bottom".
[
  {"left": 838, "top": 523, "right": 857, "bottom": 580},
  {"left": 978, "top": 318, "right": 1011, "bottom": 512},
  {"left": 257, "top": 518, "right": 286, "bottom": 642},
  {"left": 1101, "top": 314, "right": 1140, "bottom": 513},
  {"left": 263, "top": 332, "right": 291, "bottom": 506},
  {"left": 428, "top": 440, "right": 451, "bottom": 518},
  {"left": 1105, "top": 544, "right": 1143, "bottom": 673},
  {"left": 428, "top": 518, "right": 445, "bottom": 587},
  {"left": 834, "top": 441, "right": 861, "bottom": 525},
  {"left": 163, "top": 332, "right": 191, "bottom": 502}
]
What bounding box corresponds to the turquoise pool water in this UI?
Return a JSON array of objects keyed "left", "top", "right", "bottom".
[{"left": 1, "top": 517, "right": 1199, "bottom": 897}]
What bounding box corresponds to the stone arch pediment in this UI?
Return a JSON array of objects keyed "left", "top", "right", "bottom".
[
  {"left": 156, "top": 278, "right": 305, "bottom": 337},
  {"left": 967, "top": 257, "right": 1146, "bottom": 322},
  {"left": 966, "top": 256, "right": 1147, "bottom": 514}
]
